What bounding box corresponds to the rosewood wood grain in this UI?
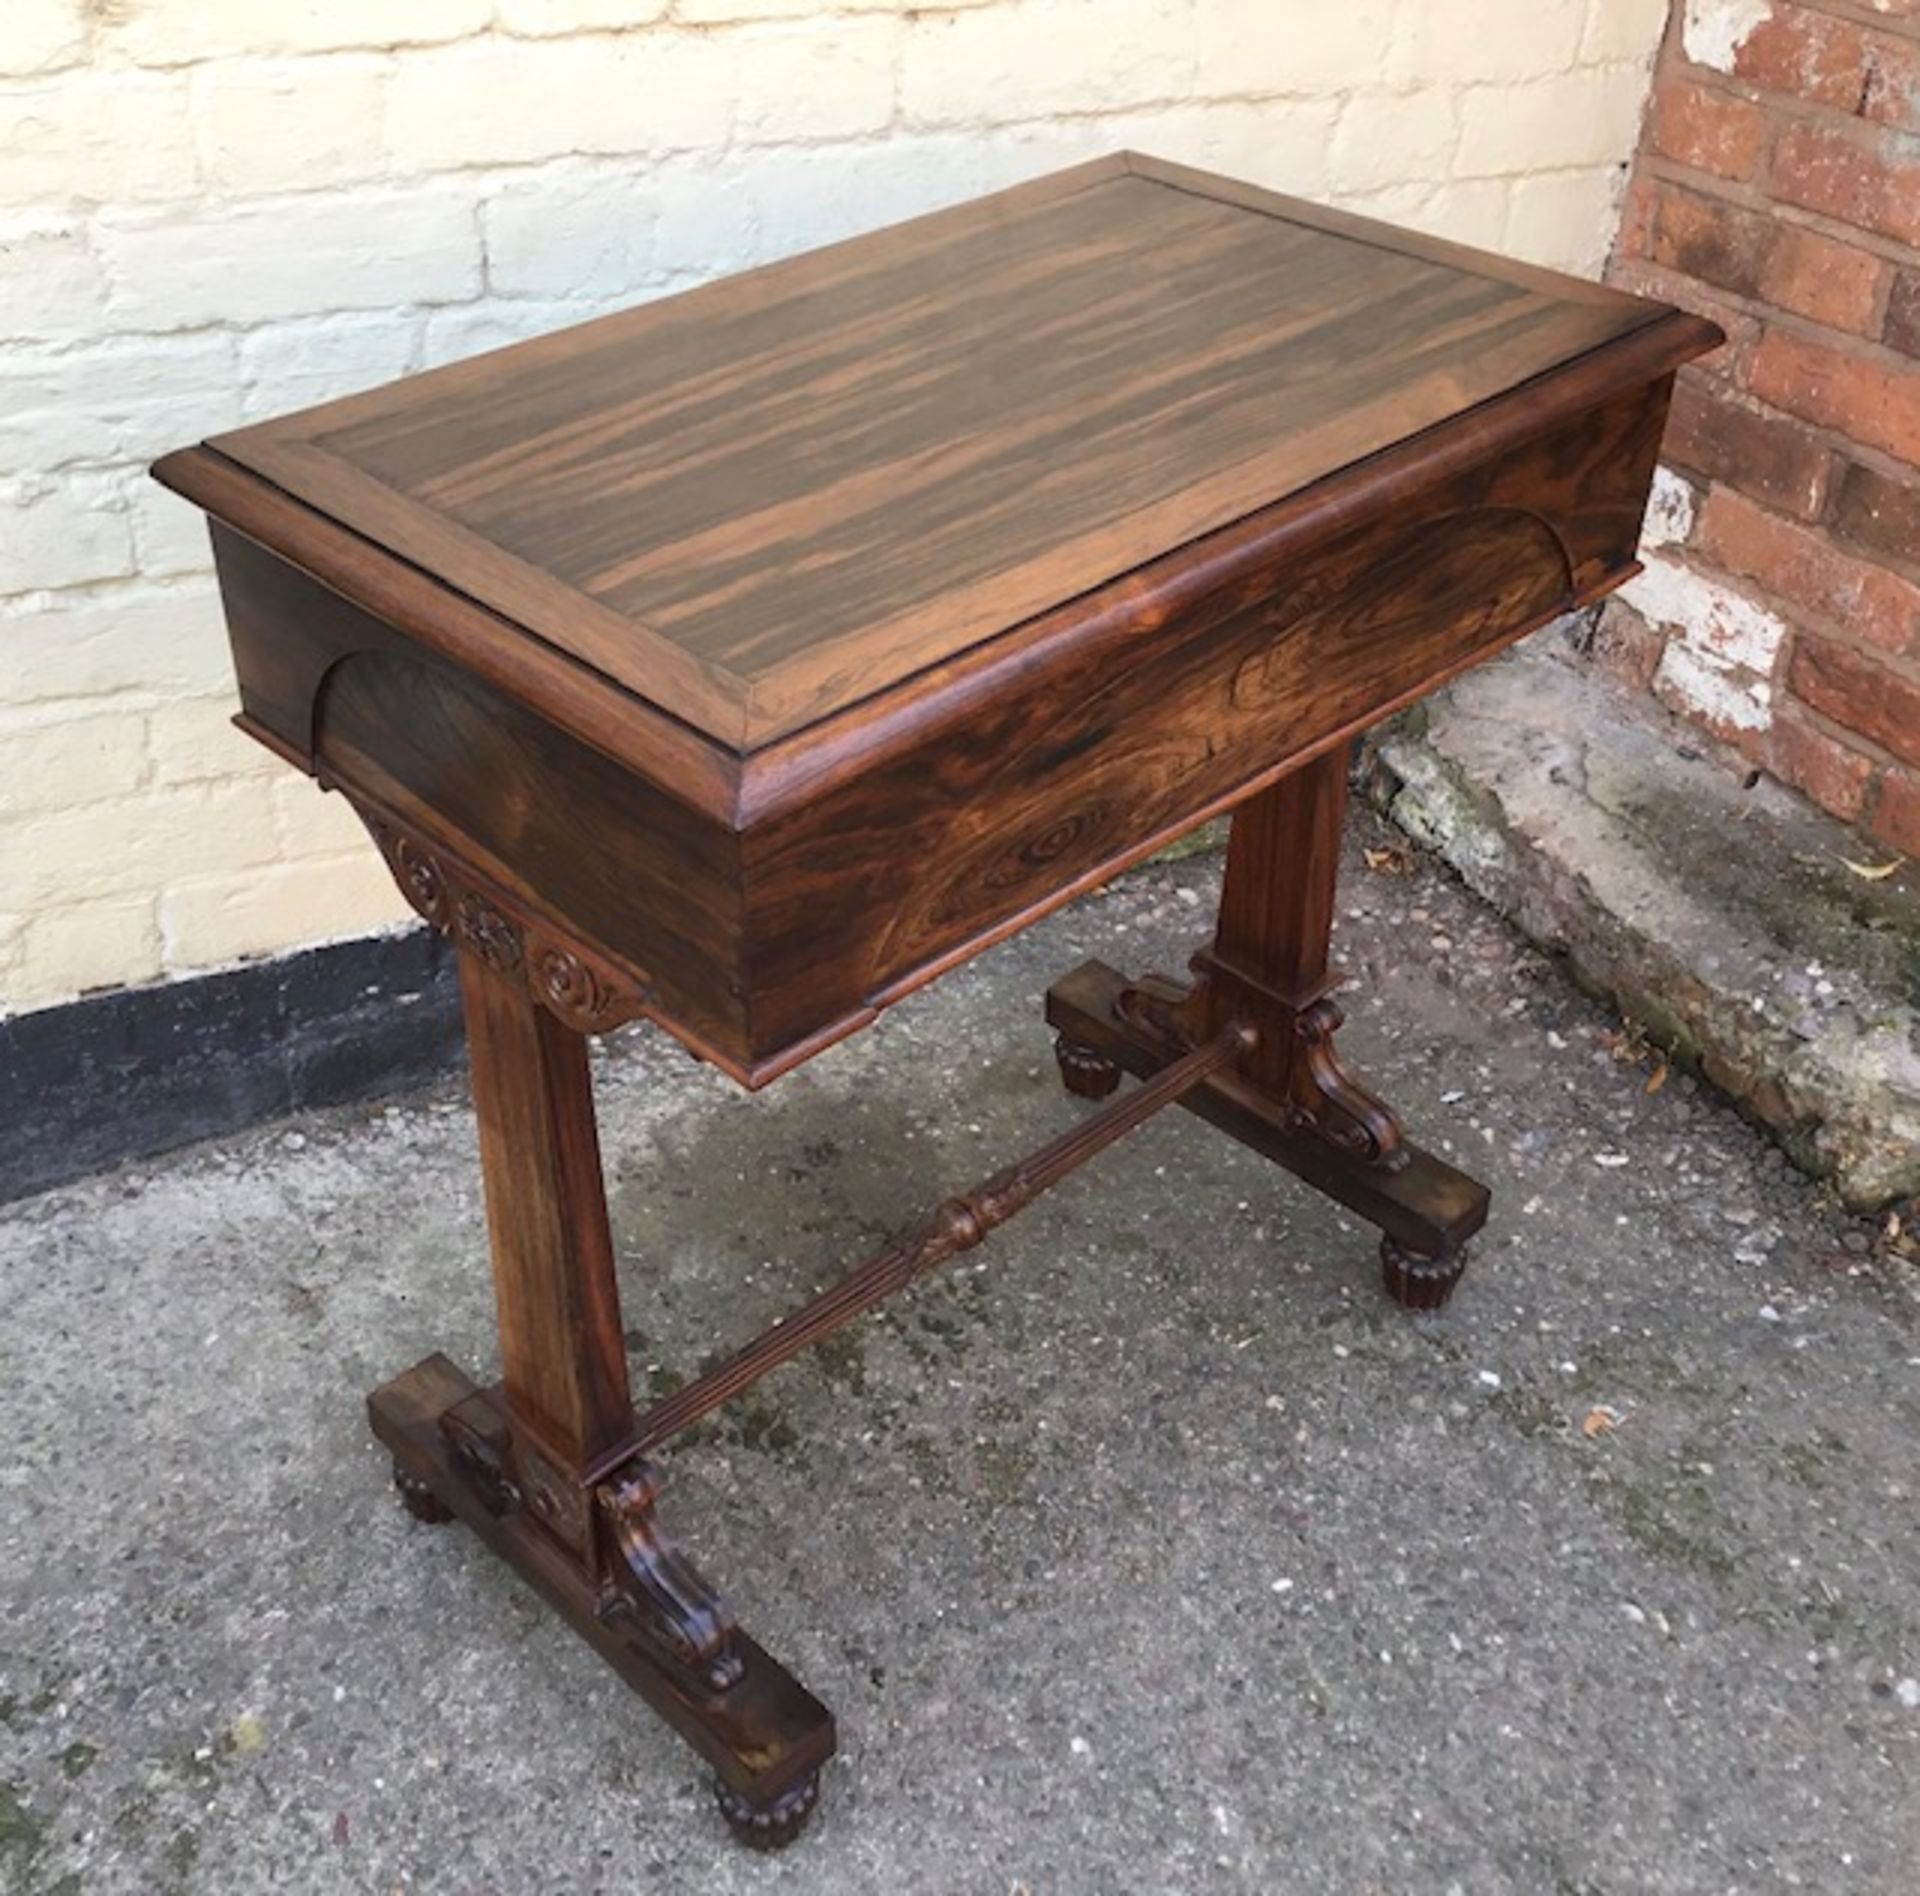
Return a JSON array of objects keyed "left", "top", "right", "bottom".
[
  {"left": 201, "top": 155, "right": 1679, "bottom": 745},
  {"left": 169, "top": 368, "right": 1685, "bottom": 1084},
  {"left": 153, "top": 304, "right": 1713, "bottom": 807},
  {"left": 1181, "top": 750, "right": 1407, "bottom": 1168},
  {"left": 456, "top": 940, "right": 635, "bottom": 1473},
  {"left": 319, "top": 656, "right": 744, "bottom": 1061},
  {"left": 740, "top": 377, "right": 1674, "bottom": 1068},
  {"left": 150, "top": 153, "right": 1726, "bottom": 1852}
]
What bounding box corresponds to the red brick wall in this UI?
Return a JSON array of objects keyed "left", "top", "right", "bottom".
[{"left": 1605, "top": 0, "right": 1920, "bottom": 854}]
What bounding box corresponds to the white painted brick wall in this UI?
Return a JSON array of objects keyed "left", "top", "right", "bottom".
[
  {"left": 1626, "top": 548, "right": 1788, "bottom": 735},
  {"left": 0, "top": 0, "right": 1670, "bottom": 1017}
]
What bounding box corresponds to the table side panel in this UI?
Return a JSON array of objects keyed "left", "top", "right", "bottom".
[
  {"left": 740, "top": 376, "right": 1672, "bottom": 1065},
  {"left": 205, "top": 528, "right": 752, "bottom": 1066}
]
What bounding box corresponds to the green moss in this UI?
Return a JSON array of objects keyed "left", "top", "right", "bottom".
[
  {"left": 1488, "top": 1382, "right": 1567, "bottom": 1441},
  {"left": 731, "top": 1400, "right": 800, "bottom": 1460},
  {"left": 900, "top": 1434, "right": 956, "bottom": 1497},
  {"left": 812, "top": 1330, "right": 868, "bottom": 1399},
  {"left": 164, "top": 1826, "right": 201, "bottom": 1881},
  {"left": 972, "top": 1437, "right": 1037, "bottom": 1512},
  {"left": 1146, "top": 819, "right": 1228, "bottom": 865},
  {"left": 1896, "top": 936, "right": 1920, "bottom": 1012},
  {"left": 0, "top": 1781, "right": 45, "bottom": 1871},
  {"left": 977, "top": 1395, "right": 1024, "bottom": 1430},
  {"left": 167, "top": 1745, "right": 219, "bottom": 1791},
  {"left": 1594, "top": 1469, "right": 1737, "bottom": 1585},
  {"left": 57, "top": 1742, "right": 96, "bottom": 1780},
  {"left": 111, "top": 1788, "right": 155, "bottom": 1843},
  {"left": 1778, "top": 1428, "right": 1848, "bottom": 1489}
]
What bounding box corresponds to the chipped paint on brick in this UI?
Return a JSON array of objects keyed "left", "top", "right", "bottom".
[
  {"left": 1682, "top": 0, "right": 1773, "bottom": 74},
  {"left": 1625, "top": 549, "right": 1788, "bottom": 679}
]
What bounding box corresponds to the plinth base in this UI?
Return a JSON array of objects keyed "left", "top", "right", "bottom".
[
  {"left": 367, "top": 1353, "right": 835, "bottom": 1847},
  {"left": 1046, "top": 959, "right": 1487, "bottom": 1289}
]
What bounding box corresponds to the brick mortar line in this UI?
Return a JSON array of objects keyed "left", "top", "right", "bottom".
[
  {"left": 1651, "top": 535, "right": 1920, "bottom": 683},
  {"left": 1638, "top": 153, "right": 1920, "bottom": 274},
  {"left": 36, "top": 20, "right": 1659, "bottom": 80},
  {"left": 13, "top": 97, "right": 1409, "bottom": 226},
  {"left": 1678, "top": 365, "right": 1920, "bottom": 494},
  {"left": 1653, "top": 276, "right": 1902, "bottom": 384},
  {"left": 1774, "top": 687, "right": 1909, "bottom": 780},
  {"left": 1622, "top": 255, "right": 1920, "bottom": 409},
  {"left": 1665, "top": 36, "right": 1920, "bottom": 106},
  {"left": 1808, "top": 0, "right": 1920, "bottom": 45}
]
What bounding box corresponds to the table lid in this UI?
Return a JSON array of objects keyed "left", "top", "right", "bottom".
[{"left": 203, "top": 152, "right": 1679, "bottom": 751}]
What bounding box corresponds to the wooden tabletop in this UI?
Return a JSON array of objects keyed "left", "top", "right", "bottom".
[{"left": 207, "top": 151, "right": 1669, "bottom": 751}]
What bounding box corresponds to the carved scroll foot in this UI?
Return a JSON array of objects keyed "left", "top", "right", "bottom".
[
  {"left": 1380, "top": 1235, "right": 1469, "bottom": 1311},
  {"left": 1046, "top": 960, "right": 1491, "bottom": 1288},
  {"left": 392, "top": 1461, "right": 454, "bottom": 1523},
  {"left": 715, "top": 1769, "right": 821, "bottom": 1851},
  {"left": 1053, "top": 1032, "right": 1121, "bottom": 1099},
  {"left": 368, "top": 1355, "right": 836, "bottom": 1849}
]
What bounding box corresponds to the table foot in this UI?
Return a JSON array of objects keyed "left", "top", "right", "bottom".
[
  {"left": 391, "top": 1460, "right": 454, "bottom": 1523},
  {"left": 1053, "top": 1031, "right": 1121, "bottom": 1099},
  {"left": 1045, "top": 959, "right": 1490, "bottom": 1286},
  {"left": 1380, "top": 1235, "right": 1470, "bottom": 1311},
  {"left": 715, "top": 1769, "right": 821, "bottom": 1851},
  {"left": 368, "top": 1353, "right": 836, "bottom": 1848}
]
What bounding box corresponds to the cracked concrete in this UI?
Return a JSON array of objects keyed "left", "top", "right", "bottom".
[
  {"left": 1368, "top": 634, "right": 1920, "bottom": 1211},
  {"left": 4, "top": 808, "right": 1919, "bottom": 1894}
]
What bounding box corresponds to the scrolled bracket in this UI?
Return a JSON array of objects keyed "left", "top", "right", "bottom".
[
  {"left": 596, "top": 1459, "right": 745, "bottom": 1695},
  {"left": 1160, "top": 948, "right": 1408, "bottom": 1173},
  {"left": 1288, "top": 997, "right": 1408, "bottom": 1172},
  {"left": 352, "top": 801, "right": 657, "bottom": 1038}
]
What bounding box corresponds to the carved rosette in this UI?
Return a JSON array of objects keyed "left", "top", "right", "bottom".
[
  {"left": 385, "top": 829, "right": 449, "bottom": 929},
  {"left": 454, "top": 890, "right": 523, "bottom": 972},
  {"left": 531, "top": 944, "right": 626, "bottom": 1035},
  {"left": 354, "top": 805, "right": 654, "bottom": 1037}
]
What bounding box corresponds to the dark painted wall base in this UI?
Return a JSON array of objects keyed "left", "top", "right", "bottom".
[{"left": 1, "top": 926, "right": 464, "bottom": 1206}]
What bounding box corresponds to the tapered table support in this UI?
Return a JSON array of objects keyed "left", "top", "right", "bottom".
[
  {"left": 372, "top": 937, "right": 835, "bottom": 1851},
  {"left": 368, "top": 1355, "right": 834, "bottom": 1847},
  {"left": 366, "top": 928, "right": 1258, "bottom": 1850},
  {"left": 1047, "top": 749, "right": 1489, "bottom": 1305},
  {"left": 363, "top": 752, "right": 1489, "bottom": 1851}
]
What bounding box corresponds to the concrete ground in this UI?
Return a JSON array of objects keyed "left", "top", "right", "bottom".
[
  {"left": 1369, "top": 633, "right": 1920, "bottom": 1213},
  {"left": 4, "top": 809, "right": 1918, "bottom": 1896}
]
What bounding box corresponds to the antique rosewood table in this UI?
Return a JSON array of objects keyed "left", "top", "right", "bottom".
[{"left": 155, "top": 153, "right": 1717, "bottom": 1849}]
